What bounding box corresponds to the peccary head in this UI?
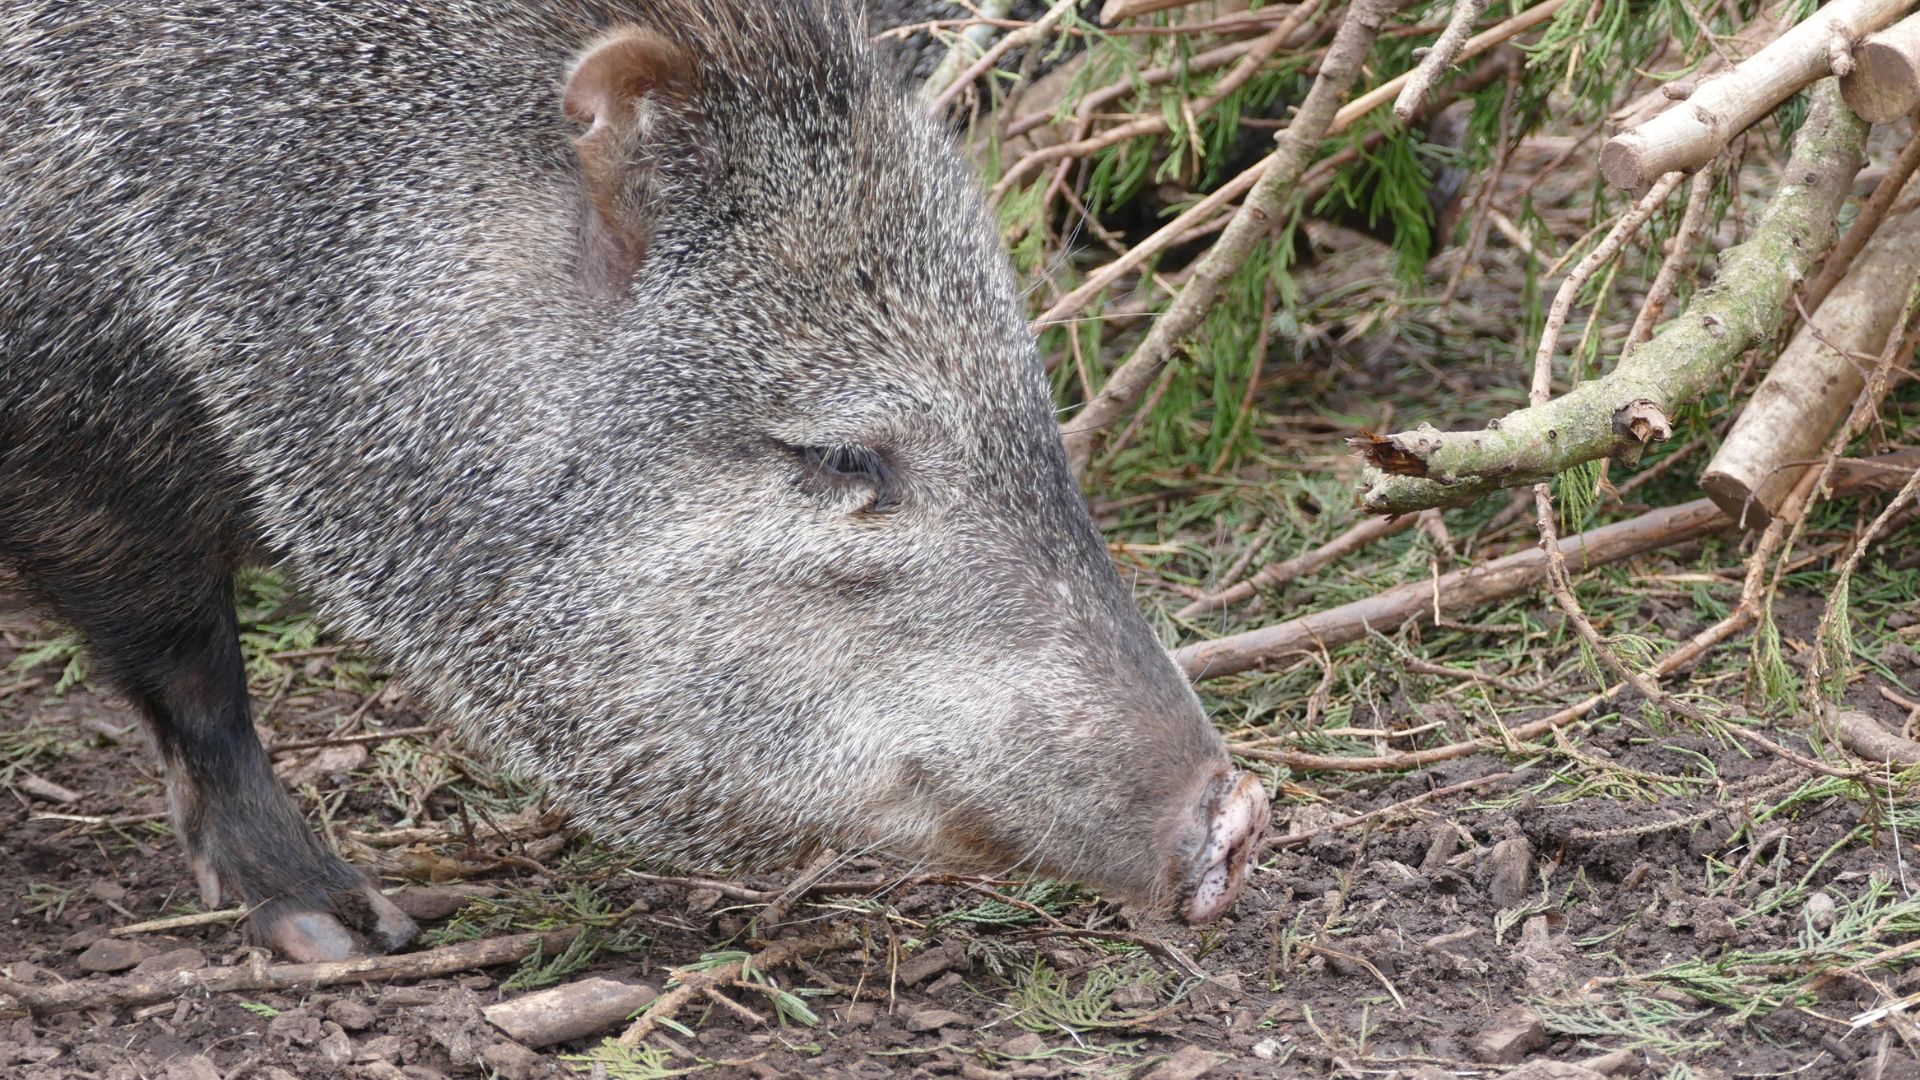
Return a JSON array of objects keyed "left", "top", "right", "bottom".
[{"left": 459, "top": 1, "right": 1267, "bottom": 922}]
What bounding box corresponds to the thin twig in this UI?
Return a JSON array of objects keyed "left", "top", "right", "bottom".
[{"left": 1393, "top": 0, "right": 1491, "bottom": 121}]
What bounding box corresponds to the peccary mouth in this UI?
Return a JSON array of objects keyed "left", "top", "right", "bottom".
[{"left": 1178, "top": 770, "right": 1270, "bottom": 924}]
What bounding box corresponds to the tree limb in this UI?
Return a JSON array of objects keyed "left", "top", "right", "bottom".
[
  {"left": 1356, "top": 80, "right": 1867, "bottom": 516},
  {"left": 1060, "top": 0, "right": 1400, "bottom": 477},
  {"left": 1600, "top": 0, "right": 1909, "bottom": 188}
]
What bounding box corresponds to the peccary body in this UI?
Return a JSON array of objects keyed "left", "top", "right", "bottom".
[{"left": 0, "top": 0, "right": 1267, "bottom": 959}]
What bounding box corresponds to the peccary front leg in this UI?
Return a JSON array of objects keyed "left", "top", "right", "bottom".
[
  {"left": 113, "top": 582, "right": 418, "bottom": 960},
  {"left": 12, "top": 565, "right": 418, "bottom": 960}
]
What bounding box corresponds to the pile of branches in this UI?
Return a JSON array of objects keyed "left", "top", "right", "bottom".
[{"left": 892, "top": 0, "right": 1920, "bottom": 762}]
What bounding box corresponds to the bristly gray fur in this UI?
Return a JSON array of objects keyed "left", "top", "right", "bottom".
[{"left": 0, "top": 0, "right": 1229, "bottom": 911}]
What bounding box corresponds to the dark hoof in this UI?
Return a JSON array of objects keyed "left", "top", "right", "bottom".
[{"left": 254, "top": 879, "right": 418, "bottom": 960}]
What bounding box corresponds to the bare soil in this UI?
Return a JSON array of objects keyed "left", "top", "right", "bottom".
[{"left": 6, "top": 563, "right": 1920, "bottom": 1080}]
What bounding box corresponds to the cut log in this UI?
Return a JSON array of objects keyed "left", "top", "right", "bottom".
[
  {"left": 1842, "top": 12, "right": 1920, "bottom": 122},
  {"left": 1600, "top": 0, "right": 1911, "bottom": 189},
  {"left": 1702, "top": 204, "right": 1920, "bottom": 528}
]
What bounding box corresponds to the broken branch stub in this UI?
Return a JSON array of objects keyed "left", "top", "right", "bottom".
[
  {"left": 1841, "top": 11, "right": 1920, "bottom": 122},
  {"left": 1357, "top": 80, "right": 1868, "bottom": 516},
  {"left": 1600, "top": 0, "right": 1910, "bottom": 189}
]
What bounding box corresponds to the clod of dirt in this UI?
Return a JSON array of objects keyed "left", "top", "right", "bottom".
[
  {"left": 1487, "top": 837, "right": 1535, "bottom": 909},
  {"left": 896, "top": 943, "right": 967, "bottom": 986},
  {"left": 1471, "top": 1005, "right": 1549, "bottom": 1063},
  {"left": 905, "top": 1007, "right": 966, "bottom": 1032},
  {"left": 74, "top": 937, "right": 150, "bottom": 973},
  {"left": 481, "top": 1040, "right": 553, "bottom": 1080},
  {"left": 1806, "top": 891, "right": 1838, "bottom": 930},
  {"left": 164, "top": 1055, "right": 222, "bottom": 1080},
  {"left": 132, "top": 947, "right": 206, "bottom": 977},
  {"left": 1142, "top": 1044, "right": 1222, "bottom": 1080},
  {"left": 1001, "top": 1032, "right": 1045, "bottom": 1057},
  {"left": 328, "top": 997, "right": 378, "bottom": 1031},
  {"left": 1581, "top": 1048, "right": 1642, "bottom": 1075}
]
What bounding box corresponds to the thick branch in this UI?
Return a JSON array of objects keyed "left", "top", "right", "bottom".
[
  {"left": 1701, "top": 203, "right": 1920, "bottom": 527},
  {"left": 1600, "top": 0, "right": 1909, "bottom": 189},
  {"left": 1059, "top": 0, "right": 1398, "bottom": 477},
  {"left": 1841, "top": 11, "right": 1920, "bottom": 122},
  {"left": 1176, "top": 450, "right": 1920, "bottom": 681},
  {"left": 1357, "top": 80, "right": 1867, "bottom": 516}
]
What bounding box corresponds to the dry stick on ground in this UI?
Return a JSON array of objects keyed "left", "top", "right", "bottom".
[
  {"left": 1100, "top": 0, "right": 1211, "bottom": 20},
  {"left": 1626, "top": 166, "right": 1717, "bottom": 349},
  {"left": 1600, "top": 0, "right": 1911, "bottom": 189},
  {"left": 1393, "top": 0, "right": 1489, "bottom": 121},
  {"left": 616, "top": 929, "right": 856, "bottom": 1047},
  {"left": 927, "top": 0, "right": 1079, "bottom": 114},
  {"left": 1702, "top": 202, "right": 1920, "bottom": 527},
  {"left": 1356, "top": 81, "right": 1868, "bottom": 515},
  {"left": 1175, "top": 513, "right": 1416, "bottom": 619},
  {"left": 1175, "top": 449, "right": 1920, "bottom": 681},
  {"left": 1831, "top": 709, "right": 1920, "bottom": 765},
  {"left": 0, "top": 929, "right": 579, "bottom": 1020},
  {"left": 1841, "top": 12, "right": 1920, "bottom": 121},
  {"left": 1057, "top": 0, "right": 1398, "bottom": 478},
  {"left": 991, "top": 0, "right": 1327, "bottom": 199}
]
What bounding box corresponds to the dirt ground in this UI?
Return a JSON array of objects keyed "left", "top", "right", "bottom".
[{"left": 6, "top": 523, "right": 1920, "bottom": 1080}]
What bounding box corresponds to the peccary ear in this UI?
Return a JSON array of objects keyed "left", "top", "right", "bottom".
[{"left": 562, "top": 27, "right": 692, "bottom": 294}]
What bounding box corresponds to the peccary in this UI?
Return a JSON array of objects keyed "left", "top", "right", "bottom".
[{"left": 0, "top": 0, "right": 1269, "bottom": 960}]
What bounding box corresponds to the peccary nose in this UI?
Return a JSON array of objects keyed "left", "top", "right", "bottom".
[{"left": 1179, "top": 770, "right": 1270, "bottom": 924}]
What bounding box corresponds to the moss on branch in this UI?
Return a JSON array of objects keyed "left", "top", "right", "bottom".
[{"left": 1356, "top": 80, "right": 1867, "bottom": 516}]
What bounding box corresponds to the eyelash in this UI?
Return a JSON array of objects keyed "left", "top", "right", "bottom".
[{"left": 802, "top": 444, "right": 899, "bottom": 513}]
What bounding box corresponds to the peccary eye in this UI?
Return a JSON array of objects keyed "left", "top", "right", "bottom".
[{"left": 799, "top": 444, "right": 899, "bottom": 513}]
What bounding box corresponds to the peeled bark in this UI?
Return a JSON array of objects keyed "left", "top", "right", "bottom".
[
  {"left": 1702, "top": 204, "right": 1920, "bottom": 528},
  {"left": 1600, "top": 0, "right": 1911, "bottom": 189}
]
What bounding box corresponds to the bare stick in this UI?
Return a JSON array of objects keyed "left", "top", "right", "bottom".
[
  {"left": 1058, "top": 0, "right": 1399, "bottom": 477},
  {"left": 1178, "top": 449, "right": 1920, "bottom": 681},
  {"left": 1265, "top": 770, "right": 1520, "bottom": 848},
  {"left": 1176, "top": 498, "right": 1732, "bottom": 680},
  {"left": 1100, "top": 0, "right": 1210, "bottom": 19},
  {"left": 1831, "top": 710, "right": 1920, "bottom": 765},
  {"left": 1842, "top": 12, "right": 1920, "bottom": 122},
  {"left": 918, "top": 0, "right": 1016, "bottom": 103},
  {"left": 992, "top": 0, "right": 1326, "bottom": 199},
  {"left": 1600, "top": 0, "right": 1910, "bottom": 189},
  {"left": 0, "top": 929, "right": 578, "bottom": 1020},
  {"left": 1174, "top": 513, "right": 1417, "bottom": 619},
  {"left": 486, "top": 977, "right": 662, "bottom": 1049},
  {"left": 1394, "top": 0, "right": 1490, "bottom": 121},
  {"left": 111, "top": 907, "right": 246, "bottom": 936},
  {"left": 1332, "top": 0, "right": 1573, "bottom": 131},
  {"left": 1531, "top": 170, "right": 1686, "bottom": 385},
  {"left": 1626, "top": 167, "right": 1717, "bottom": 349},
  {"left": 1702, "top": 203, "right": 1920, "bottom": 527},
  {"left": 1357, "top": 82, "right": 1868, "bottom": 515}
]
